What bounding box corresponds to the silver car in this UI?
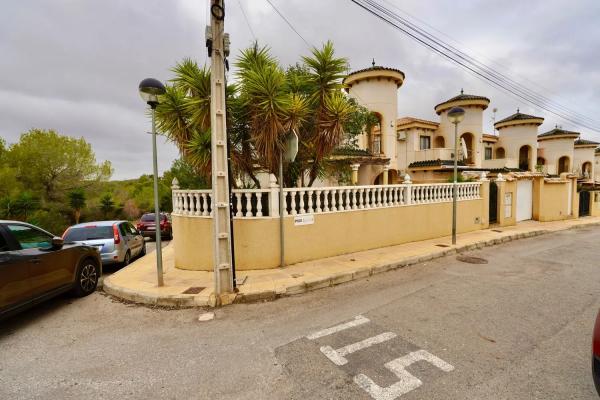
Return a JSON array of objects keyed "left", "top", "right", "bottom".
[{"left": 62, "top": 221, "right": 145, "bottom": 266}]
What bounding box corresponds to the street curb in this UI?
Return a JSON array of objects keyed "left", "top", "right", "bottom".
[
  {"left": 103, "top": 220, "right": 600, "bottom": 308},
  {"left": 234, "top": 221, "right": 600, "bottom": 304},
  {"left": 103, "top": 278, "right": 210, "bottom": 308}
]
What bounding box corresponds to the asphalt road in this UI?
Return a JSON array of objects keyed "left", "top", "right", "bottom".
[{"left": 1, "top": 227, "right": 599, "bottom": 399}]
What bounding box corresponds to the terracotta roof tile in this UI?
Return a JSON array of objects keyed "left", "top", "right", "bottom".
[
  {"left": 408, "top": 159, "right": 466, "bottom": 168},
  {"left": 434, "top": 93, "right": 490, "bottom": 110},
  {"left": 574, "top": 138, "right": 600, "bottom": 146},
  {"left": 344, "top": 65, "right": 405, "bottom": 80},
  {"left": 538, "top": 128, "right": 580, "bottom": 138},
  {"left": 495, "top": 112, "right": 543, "bottom": 125}
]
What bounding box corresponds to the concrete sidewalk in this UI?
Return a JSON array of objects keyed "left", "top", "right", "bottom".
[{"left": 103, "top": 217, "right": 600, "bottom": 308}]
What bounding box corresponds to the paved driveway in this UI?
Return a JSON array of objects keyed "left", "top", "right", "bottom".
[{"left": 1, "top": 227, "right": 599, "bottom": 399}]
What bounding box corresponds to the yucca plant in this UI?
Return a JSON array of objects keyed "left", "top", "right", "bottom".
[{"left": 156, "top": 41, "right": 368, "bottom": 188}]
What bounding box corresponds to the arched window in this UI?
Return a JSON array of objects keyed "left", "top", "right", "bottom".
[
  {"left": 582, "top": 161, "right": 592, "bottom": 178},
  {"left": 519, "top": 145, "right": 531, "bottom": 171},
  {"left": 495, "top": 147, "right": 506, "bottom": 159},
  {"left": 558, "top": 156, "right": 570, "bottom": 174},
  {"left": 459, "top": 133, "right": 475, "bottom": 164},
  {"left": 434, "top": 136, "right": 445, "bottom": 148}
]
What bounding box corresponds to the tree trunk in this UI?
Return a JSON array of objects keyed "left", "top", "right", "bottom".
[{"left": 74, "top": 209, "right": 81, "bottom": 224}]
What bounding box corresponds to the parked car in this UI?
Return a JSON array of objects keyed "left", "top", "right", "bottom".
[
  {"left": 593, "top": 309, "right": 600, "bottom": 395},
  {"left": 136, "top": 213, "right": 172, "bottom": 240},
  {"left": 0, "top": 220, "right": 101, "bottom": 320},
  {"left": 63, "top": 221, "right": 145, "bottom": 266}
]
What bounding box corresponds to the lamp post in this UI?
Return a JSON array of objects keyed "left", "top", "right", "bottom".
[
  {"left": 448, "top": 107, "right": 465, "bottom": 245},
  {"left": 138, "top": 77, "right": 166, "bottom": 286}
]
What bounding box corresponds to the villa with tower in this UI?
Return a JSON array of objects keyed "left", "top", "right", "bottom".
[{"left": 338, "top": 63, "right": 599, "bottom": 187}]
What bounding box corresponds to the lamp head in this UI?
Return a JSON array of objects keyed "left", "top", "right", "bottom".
[
  {"left": 448, "top": 107, "right": 465, "bottom": 124},
  {"left": 138, "top": 78, "right": 166, "bottom": 108}
]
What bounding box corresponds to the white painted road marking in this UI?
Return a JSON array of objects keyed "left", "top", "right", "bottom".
[
  {"left": 306, "top": 315, "right": 370, "bottom": 340},
  {"left": 354, "top": 350, "right": 455, "bottom": 400},
  {"left": 320, "top": 332, "right": 397, "bottom": 366}
]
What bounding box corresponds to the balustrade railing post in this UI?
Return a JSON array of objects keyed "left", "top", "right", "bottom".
[{"left": 269, "top": 182, "right": 280, "bottom": 217}]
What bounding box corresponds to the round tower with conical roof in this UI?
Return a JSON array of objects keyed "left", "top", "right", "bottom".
[
  {"left": 493, "top": 110, "right": 544, "bottom": 171},
  {"left": 435, "top": 90, "right": 490, "bottom": 168},
  {"left": 343, "top": 64, "right": 405, "bottom": 180}
]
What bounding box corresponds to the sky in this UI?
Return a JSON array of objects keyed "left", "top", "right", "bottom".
[{"left": 1, "top": 0, "right": 599, "bottom": 180}]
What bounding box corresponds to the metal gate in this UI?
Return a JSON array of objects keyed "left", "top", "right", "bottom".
[
  {"left": 579, "top": 191, "right": 591, "bottom": 217},
  {"left": 489, "top": 181, "right": 498, "bottom": 223}
]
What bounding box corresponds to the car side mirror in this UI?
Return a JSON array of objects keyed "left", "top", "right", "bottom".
[{"left": 51, "top": 237, "right": 64, "bottom": 250}]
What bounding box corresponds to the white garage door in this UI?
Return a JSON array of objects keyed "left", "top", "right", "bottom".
[{"left": 516, "top": 179, "right": 533, "bottom": 222}]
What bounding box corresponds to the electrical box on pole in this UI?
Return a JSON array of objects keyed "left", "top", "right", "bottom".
[{"left": 207, "top": 0, "right": 233, "bottom": 297}]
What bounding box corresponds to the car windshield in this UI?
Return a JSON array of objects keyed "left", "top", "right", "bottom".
[{"left": 64, "top": 226, "right": 113, "bottom": 241}]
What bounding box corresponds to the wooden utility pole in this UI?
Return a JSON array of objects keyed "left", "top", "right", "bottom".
[{"left": 207, "top": 0, "right": 233, "bottom": 298}]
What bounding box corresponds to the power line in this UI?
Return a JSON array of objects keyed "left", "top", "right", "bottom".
[
  {"left": 366, "top": 0, "right": 600, "bottom": 128},
  {"left": 349, "top": 0, "right": 600, "bottom": 133},
  {"left": 264, "top": 0, "right": 312, "bottom": 48},
  {"left": 236, "top": 0, "right": 256, "bottom": 41},
  {"left": 360, "top": 0, "right": 600, "bottom": 130}
]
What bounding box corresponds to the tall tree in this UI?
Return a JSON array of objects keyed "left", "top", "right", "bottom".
[
  {"left": 7, "top": 129, "right": 112, "bottom": 202},
  {"left": 68, "top": 188, "right": 86, "bottom": 224}
]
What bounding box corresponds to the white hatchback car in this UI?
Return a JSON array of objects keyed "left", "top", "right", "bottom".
[{"left": 63, "top": 220, "right": 145, "bottom": 266}]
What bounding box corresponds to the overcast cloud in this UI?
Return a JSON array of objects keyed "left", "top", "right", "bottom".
[{"left": 1, "top": 0, "right": 599, "bottom": 179}]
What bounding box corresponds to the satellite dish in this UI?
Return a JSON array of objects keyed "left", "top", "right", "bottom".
[
  {"left": 283, "top": 130, "right": 299, "bottom": 163},
  {"left": 460, "top": 137, "right": 468, "bottom": 161}
]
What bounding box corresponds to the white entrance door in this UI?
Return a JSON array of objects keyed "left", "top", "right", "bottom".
[{"left": 516, "top": 179, "right": 533, "bottom": 222}]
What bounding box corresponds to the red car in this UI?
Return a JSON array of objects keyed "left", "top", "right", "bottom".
[
  {"left": 136, "top": 213, "right": 172, "bottom": 240},
  {"left": 593, "top": 309, "right": 600, "bottom": 395}
]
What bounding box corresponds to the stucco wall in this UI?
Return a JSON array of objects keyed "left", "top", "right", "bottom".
[
  {"left": 591, "top": 191, "right": 600, "bottom": 217},
  {"left": 438, "top": 108, "right": 483, "bottom": 167},
  {"left": 538, "top": 138, "right": 576, "bottom": 175},
  {"left": 573, "top": 146, "right": 595, "bottom": 179},
  {"left": 536, "top": 181, "right": 571, "bottom": 222},
  {"left": 173, "top": 197, "right": 488, "bottom": 271},
  {"left": 496, "top": 180, "right": 517, "bottom": 227},
  {"left": 348, "top": 79, "right": 399, "bottom": 169},
  {"left": 495, "top": 125, "right": 538, "bottom": 171}
]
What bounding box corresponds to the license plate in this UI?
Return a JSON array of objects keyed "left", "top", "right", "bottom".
[{"left": 148, "top": 227, "right": 155, "bottom": 230}]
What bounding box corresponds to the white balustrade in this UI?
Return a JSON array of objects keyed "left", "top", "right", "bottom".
[{"left": 172, "top": 182, "right": 482, "bottom": 218}]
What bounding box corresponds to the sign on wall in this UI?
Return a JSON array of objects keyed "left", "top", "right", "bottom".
[{"left": 294, "top": 214, "right": 315, "bottom": 226}]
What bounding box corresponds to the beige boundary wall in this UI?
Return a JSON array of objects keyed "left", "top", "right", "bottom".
[
  {"left": 173, "top": 183, "right": 490, "bottom": 271},
  {"left": 591, "top": 191, "right": 600, "bottom": 217},
  {"left": 533, "top": 175, "right": 578, "bottom": 222}
]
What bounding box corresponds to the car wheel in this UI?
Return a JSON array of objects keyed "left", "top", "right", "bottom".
[
  {"left": 72, "top": 259, "right": 99, "bottom": 297},
  {"left": 123, "top": 251, "right": 131, "bottom": 266},
  {"left": 140, "top": 243, "right": 146, "bottom": 257},
  {"left": 167, "top": 231, "right": 173, "bottom": 240}
]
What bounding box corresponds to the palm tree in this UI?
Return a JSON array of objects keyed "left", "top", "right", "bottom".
[
  {"left": 302, "top": 41, "right": 354, "bottom": 185},
  {"left": 99, "top": 193, "right": 114, "bottom": 219},
  {"left": 68, "top": 188, "right": 86, "bottom": 224},
  {"left": 156, "top": 42, "right": 360, "bottom": 188}
]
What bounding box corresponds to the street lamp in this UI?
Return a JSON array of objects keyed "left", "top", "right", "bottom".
[
  {"left": 448, "top": 106, "right": 465, "bottom": 245},
  {"left": 139, "top": 77, "right": 166, "bottom": 286}
]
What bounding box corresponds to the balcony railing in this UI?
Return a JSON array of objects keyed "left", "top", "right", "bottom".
[
  {"left": 413, "top": 148, "right": 454, "bottom": 162},
  {"left": 172, "top": 182, "right": 482, "bottom": 218}
]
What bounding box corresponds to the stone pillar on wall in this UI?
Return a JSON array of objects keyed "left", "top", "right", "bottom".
[
  {"left": 351, "top": 164, "right": 360, "bottom": 185},
  {"left": 268, "top": 175, "right": 280, "bottom": 217},
  {"left": 403, "top": 173, "right": 412, "bottom": 205},
  {"left": 570, "top": 175, "right": 579, "bottom": 218},
  {"left": 532, "top": 175, "right": 544, "bottom": 221},
  {"left": 382, "top": 165, "right": 389, "bottom": 185},
  {"left": 479, "top": 175, "right": 490, "bottom": 228}
]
